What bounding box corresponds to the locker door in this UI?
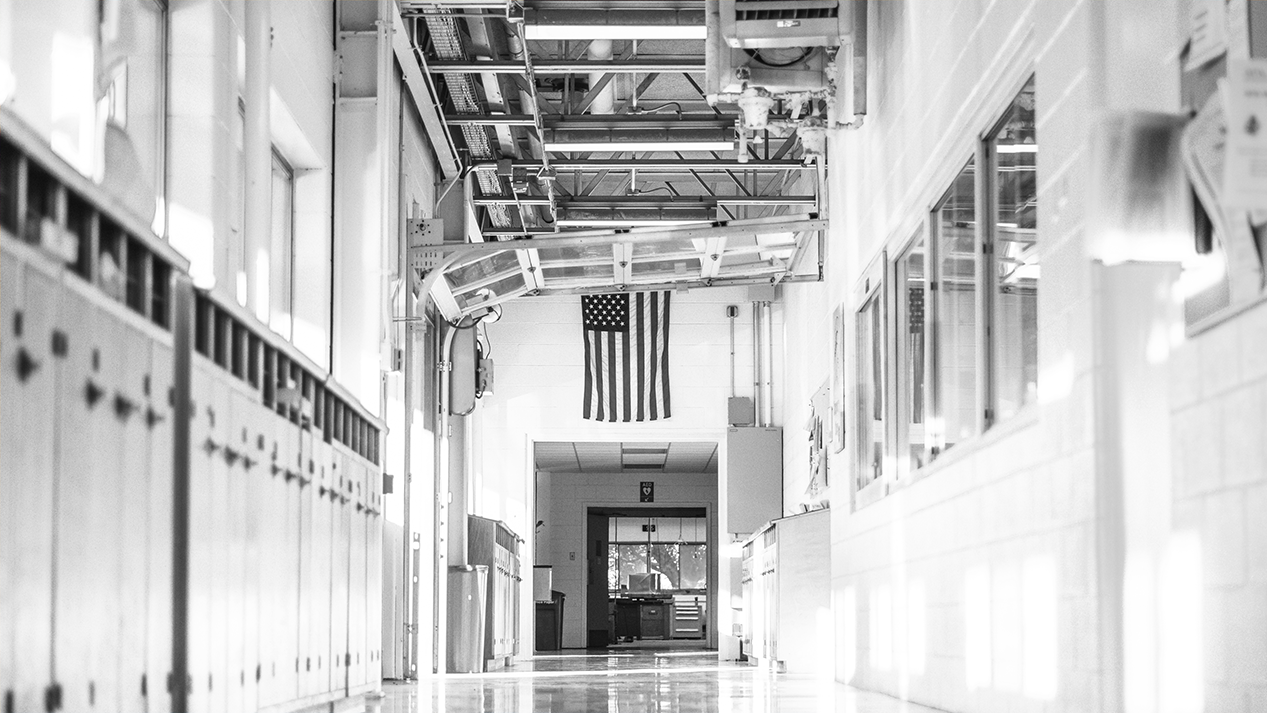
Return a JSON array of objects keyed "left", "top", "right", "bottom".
[
  {"left": 332, "top": 453, "right": 350, "bottom": 696},
  {"left": 186, "top": 365, "right": 214, "bottom": 713},
  {"left": 51, "top": 287, "right": 102, "bottom": 713},
  {"left": 207, "top": 374, "right": 232, "bottom": 713},
  {"left": 146, "top": 338, "right": 175, "bottom": 713},
  {"left": 296, "top": 430, "right": 314, "bottom": 697},
  {"left": 352, "top": 462, "right": 367, "bottom": 688},
  {"left": 367, "top": 465, "right": 383, "bottom": 685},
  {"left": 1, "top": 256, "right": 57, "bottom": 713},
  {"left": 257, "top": 411, "right": 283, "bottom": 708},
  {"left": 241, "top": 401, "right": 265, "bottom": 713},
  {"left": 281, "top": 422, "right": 301, "bottom": 704},
  {"left": 117, "top": 325, "right": 154, "bottom": 713},
  {"left": 311, "top": 439, "right": 333, "bottom": 695},
  {"left": 225, "top": 390, "right": 252, "bottom": 713}
]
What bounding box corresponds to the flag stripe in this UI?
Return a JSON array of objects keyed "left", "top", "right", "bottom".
[{"left": 581, "top": 291, "right": 670, "bottom": 422}]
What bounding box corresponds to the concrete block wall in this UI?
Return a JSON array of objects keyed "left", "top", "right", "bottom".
[
  {"left": 539, "top": 471, "right": 718, "bottom": 648},
  {"left": 1170, "top": 300, "right": 1267, "bottom": 712},
  {"left": 777, "top": 0, "right": 1127, "bottom": 711}
]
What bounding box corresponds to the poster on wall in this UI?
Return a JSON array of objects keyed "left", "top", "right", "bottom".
[
  {"left": 806, "top": 380, "right": 830, "bottom": 499},
  {"left": 830, "top": 304, "right": 847, "bottom": 453}
]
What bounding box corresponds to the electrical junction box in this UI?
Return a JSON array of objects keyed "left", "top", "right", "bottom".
[
  {"left": 728, "top": 396, "right": 755, "bottom": 426},
  {"left": 477, "top": 357, "right": 494, "bottom": 397},
  {"left": 407, "top": 218, "right": 444, "bottom": 286}
]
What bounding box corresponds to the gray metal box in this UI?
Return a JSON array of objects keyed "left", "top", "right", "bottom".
[
  {"left": 727, "top": 396, "right": 755, "bottom": 426},
  {"left": 726, "top": 427, "right": 783, "bottom": 534}
]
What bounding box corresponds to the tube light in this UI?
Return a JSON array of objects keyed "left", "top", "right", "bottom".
[
  {"left": 544, "top": 141, "right": 735, "bottom": 153},
  {"left": 524, "top": 25, "right": 706, "bottom": 41}
]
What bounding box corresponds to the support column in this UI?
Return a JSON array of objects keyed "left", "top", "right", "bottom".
[{"left": 243, "top": 0, "right": 271, "bottom": 322}]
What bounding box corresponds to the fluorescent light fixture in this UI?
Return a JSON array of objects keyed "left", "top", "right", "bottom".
[
  {"left": 996, "top": 143, "right": 1038, "bottom": 153},
  {"left": 555, "top": 219, "right": 710, "bottom": 228},
  {"left": 544, "top": 141, "right": 734, "bottom": 153},
  {"left": 524, "top": 25, "right": 706, "bottom": 41}
]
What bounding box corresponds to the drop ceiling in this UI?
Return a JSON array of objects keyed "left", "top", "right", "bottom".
[{"left": 534, "top": 441, "right": 718, "bottom": 474}]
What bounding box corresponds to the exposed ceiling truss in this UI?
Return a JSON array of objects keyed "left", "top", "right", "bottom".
[{"left": 400, "top": 0, "right": 827, "bottom": 317}]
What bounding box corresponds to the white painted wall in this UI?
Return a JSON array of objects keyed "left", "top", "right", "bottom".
[
  {"left": 539, "top": 470, "right": 718, "bottom": 649},
  {"left": 470, "top": 287, "right": 781, "bottom": 658}
]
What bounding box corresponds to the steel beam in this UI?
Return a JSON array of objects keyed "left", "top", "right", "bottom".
[
  {"left": 476, "top": 159, "right": 811, "bottom": 171},
  {"left": 428, "top": 216, "right": 830, "bottom": 254},
  {"left": 471, "top": 195, "right": 817, "bottom": 207},
  {"left": 425, "top": 59, "right": 705, "bottom": 74}
]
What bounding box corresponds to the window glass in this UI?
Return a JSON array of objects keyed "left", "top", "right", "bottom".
[
  {"left": 935, "top": 159, "right": 979, "bottom": 450},
  {"left": 990, "top": 77, "right": 1039, "bottom": 421},
  {"left": 100, "top": 0, "right": 167, "bottom": 235},
  {"left": 896, "top": 234, "right": 928, "bottom": 477},
  {"left": 270, "top": 151, "right": 294, "bottom": 338},
  {"left": 857, "top": 290, "right": 885, "bottom": 488}
]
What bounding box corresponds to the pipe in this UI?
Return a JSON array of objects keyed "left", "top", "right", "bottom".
[
  {"left": 705, "top": 0, "right": 721, "bottom": 103},
  {"left": 752, "top": 303, "right": 761, "bottom": 426},
  {"left": 587, "top": 39, "right": 615, "bottom": 115},
  {"left": 728, "top": 305, "right": 737, "bottom": 398},
  {"left": 243, "top": 0, "right": 271, "bottom": 321},
  {"left": 470, "top": 195, "right": 817, "bottom": 207},
  {"left": 433, "top": 323, "right": 458, "bottom": 674},
  {"left": 761, "top": 301, "right": 774, "bottom": 426}
]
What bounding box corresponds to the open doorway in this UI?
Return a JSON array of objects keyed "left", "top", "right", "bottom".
[
  {"left": 588, "top": 507, "right": 710, "bottom": 651},
  {"left": 532, "top": 441, "right": 719, "bottom": 652}
]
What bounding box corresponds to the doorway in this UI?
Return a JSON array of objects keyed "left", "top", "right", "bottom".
[{"left": 586, "top": 507, "right": 711, "bottom": 650}]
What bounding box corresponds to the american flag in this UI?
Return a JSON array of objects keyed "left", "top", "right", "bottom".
[{"left": 582, "top": 291, "right": 671, "bottom": 422}]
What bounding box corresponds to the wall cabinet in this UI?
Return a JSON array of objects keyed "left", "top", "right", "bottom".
[{"left": 739, "top": 508, "right": 830, "bottom": 674}]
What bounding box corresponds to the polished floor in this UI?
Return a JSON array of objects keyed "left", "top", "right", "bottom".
[{"left": 372, "top": 652, "right": 944, "bottom": 713}]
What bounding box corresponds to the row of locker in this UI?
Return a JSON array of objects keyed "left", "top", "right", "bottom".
[
  {"left": 0, "top": 237, "right": 385, "bottom": 713},
  {"left": 185, "top": 360, "right": 383, "bottom": 713},
  {"left": 1, "top": 240, "right": 176, "bottom": 713}
]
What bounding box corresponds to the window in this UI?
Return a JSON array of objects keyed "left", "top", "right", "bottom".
[
  {"left": 895, "top": 233, "right": 928, "bottom": 477},
  {"left": 607, "top": 517, "right": 707, "bottom": 592},
  {"left": 933, "top": 159, "right": 979, "bottom": 451},
  {"left": 857, "top": 76, "right": 1039, "bottom": 503},
  {"left": 270, "top": 150, "right": 295, "bottom": 339},
  {"left": 857, "top": 282, "right": 886, "bottom": 490},
  {"left": 100, "top": 0, "right": 167, "bottom": 236},
  {"left": 987, "top": 76, "right": 1039, "bottom": 421}
]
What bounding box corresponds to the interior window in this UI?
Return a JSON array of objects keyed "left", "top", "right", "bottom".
[
  {"left": 895, "top": 233, "right": 928, "bottom": 477},
  {"left": 857, "top": 289, "right": 886, "bottom": 489},
  {"left": 989, "top": 76, "right": 1039, "bottom": 421},
  {"left": 934, "top": 159, "right": 979, "bottom": 451}
]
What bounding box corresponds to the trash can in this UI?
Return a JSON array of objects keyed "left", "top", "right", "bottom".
[
  {"left": 534, "top": 590, "right": 565, "bottom": 651},
  {"left": 447, "top": 564, "right": 489, "bottom": 673}
]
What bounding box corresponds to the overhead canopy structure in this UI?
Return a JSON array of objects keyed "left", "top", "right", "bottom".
[{"left": 398, "top": 0, "right": 826, "bottom": 314}]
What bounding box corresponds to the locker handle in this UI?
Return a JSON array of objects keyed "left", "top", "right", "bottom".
[
  {"left": 284, "top": 468, "right": 299, "bottom": 483},
  {"left": 204, "top": 438, "right": 221, "bottom": 455},
  {"left": 114, "top": 393, "right": 138, "bottom": 421},
  {"left": 271, "top": 463, "right": 283, "bottom": 477},
  {"left": 85, "top": 379, "right": 106, "bottom": 408},
  {"left": 145, "top": 406, "right": 165, "bottom": 429},
  {"left": 224, "top": 447, "right": 240, "bottom": 466},
  {"left": 243, "top": 455, "right": 256, "bottom": 470},
  {"left": 15, "top": 347, "right": 40, "bottom": 382}
]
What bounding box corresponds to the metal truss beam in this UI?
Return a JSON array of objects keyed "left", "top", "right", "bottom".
[{"left": 425, "top": 59, "right": 704, "bottom": 73}]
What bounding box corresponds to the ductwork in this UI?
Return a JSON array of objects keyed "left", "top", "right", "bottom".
[{"left": 587, "top": 39, "right": 615, "bottom": 115}]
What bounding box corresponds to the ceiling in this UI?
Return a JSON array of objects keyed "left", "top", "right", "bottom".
[
  {"left": 534, "top": 441, "right": 718, "bottom": 474},
  {"left": 398, "top": 0, "right": 828, "bottom": 317}
]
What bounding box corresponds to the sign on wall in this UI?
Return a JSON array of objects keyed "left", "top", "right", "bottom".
[{"left": 639, "top": 481, "right": 655, "bottom": 502}]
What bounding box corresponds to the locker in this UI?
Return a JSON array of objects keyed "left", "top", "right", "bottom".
[
  {"left": 52, "top": 286, "right": 104, "bottom": 713},
  {"left": 87, "top": 305, "right": 127, "bottom": 713},
  {"left": 146, "top": 339, "right": 175, "bottom": 713},
  {"left": 296, "top": 429, "right": 315, "bottom": 698},
  {"left": 225, "top": 389, "right": 252, "bottom": 713},
  {"left": 117, "top": 323, "right": 154, "bottom": 713},
  {"left": 241, "top": 399, "right": 266, "bottom": 713},
  {"left": 1, "top": 253, "right": 57, "bottom": 713},
  {"left": 331, "top": 455, "right": 350, "bottom": 697},
  {"left": 258, "top": 409, "right": 286, "bottom": 708},
  {"left": 282, "top": 419, "right": 302, "bottom": 704},
  {"left": 186, "top": 365, "right": 214, "bottom": 713},
  {"left": 207, "top": 372, "right": 232, "bottom": 713},
  {"left": 309, "top": 438, "right": 333, "bottom": 696}
]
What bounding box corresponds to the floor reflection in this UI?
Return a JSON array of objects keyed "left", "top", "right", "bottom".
[{"left": 371, "top": 652, "right": 945, "bottom": 713}]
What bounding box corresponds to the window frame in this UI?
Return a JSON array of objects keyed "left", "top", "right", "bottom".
[
  {"left": 854, "top": 73, "right": 1039, "bottom": 509},
  {"left": 270, "top": 147, "right": 296, "bottom": 339}
]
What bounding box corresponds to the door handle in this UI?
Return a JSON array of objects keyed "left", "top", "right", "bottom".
[{"left": 16, "top": 347, "right": 39, "bottom": 382}]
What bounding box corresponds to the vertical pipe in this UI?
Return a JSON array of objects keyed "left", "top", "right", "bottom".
[
  {"left": 243, "top": 0, "right": 271, "bottom": 323},
  {"left": 170, "top": 277, "right": 194, "bottom": 713},
  {"left": 401, "top": 309, "right": 414, "bottom": 678},
  {"left": 728, "top": 308, "right": 736, "bottom": 398},
  {"left": 761, "top": 301, "right": 774, "bottom": 426},
  {"left": 587, "top": 40, "right": 615, "bottom": 115},
  {"left": 752, "top": 303, "right": 761, "bottom": 426}
]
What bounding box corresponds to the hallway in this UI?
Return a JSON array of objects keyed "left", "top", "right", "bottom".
[{"left": 375, "top": 653, "right": 944, "bottom": 713}]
